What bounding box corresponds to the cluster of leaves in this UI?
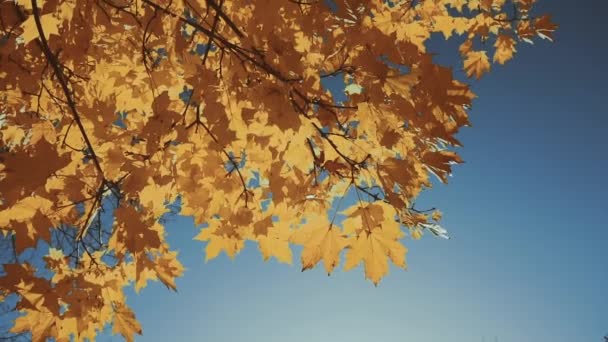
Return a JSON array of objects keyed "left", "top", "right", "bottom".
[{"left": 0, "top": 0, "right": 555, "bottom": 340}]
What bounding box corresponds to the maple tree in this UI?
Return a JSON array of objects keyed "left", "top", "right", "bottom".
[{"left": 0, "top": 0, "right": 556, "bottom": 340}]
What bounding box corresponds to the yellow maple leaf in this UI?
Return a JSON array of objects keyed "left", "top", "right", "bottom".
[
  {"left": 112, "top": 304, "right": 142, "bottom": 342},
  {"left": 434, "top": 16, "right": 455, "bottom": 39},
  {"left": 10, "top": 309, "right": 56, "bottom": 342},
  {"left": 139, "top": 181, "right": 176, "bottom": 218},
  {"left": 56, "top": 317, "right": 78, "bottom": 341},
  {"left": 448, "top": 0, "right": 467, "bottom": 12},
  {"left": 467, "top": 0, "right": 481, "bottom": 11},
  {"left": 344, "top": 226, "right": 408, "bottom": 286},
  {"left": 396, "top": 22, "right": 430, "bottom": 51},
  {"left": 29, "top": 121, "right": 57, "bottom": 145},
  {"left": 293, "top": 31, "right": 312, "bottom": 53},
  {"left": 459, "top": 39, "right": 473, "bottom": 56},
  {"left": 493, "top": 35, "right": 517, "bottom": 64},
  {"left": 290, "top": 214, "right": 348, "bottom": 274},
  {"left": 16, "top": 280, "right": 46, "bottom": 311},
  {"left": 453, "top": 17, "right": 470, "bottom": 35},
  {"left": 382, "top": 69, "right": 421, "bottom": 97},
  {"left": 0, "top": 196, "right": 53, "bottom": 227},
  {"left": 341, "top": 202, "right": 407, "bottom": 284},
  {"left": 133, "top": 261, "right": 158, "bottom": 293},
  {"left": 1, "top": 125, "right": 27, "bottom": 146},
  {"left": 195, "top": 220, "right": 245, "bottom": 261},
  {"left": 20, "top": 14, "right": 61, "bottom": 45},
  {"left": 154, "top": 251, "right": 185, "bottom": 291},
  {"left": 257, "top": 224, "right": 293, "bottom": 264},
  {"left": 411, "top": 227, "right": 423, "bottom": 240},
  {"left": 432, "top": 210, "right": 443, "bottom": 221},
  {"left": 463, "top": 50, "right": 491, "bottom": 79}
]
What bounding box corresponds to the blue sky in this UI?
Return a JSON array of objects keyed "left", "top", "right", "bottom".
[
  {"left": 3, "top": 0, "right": 607, "bottom": 341},
  {"left": 110, "top": 1, "right": 608, "bottom": 341}
]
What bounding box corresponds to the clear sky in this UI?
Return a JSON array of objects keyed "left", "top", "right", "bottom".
[
  {"left": 102, "top": 1, "right": 608, "bottom": 341},
  {"left": 4, "top": 0, "right": 607, "bottom": 341}
]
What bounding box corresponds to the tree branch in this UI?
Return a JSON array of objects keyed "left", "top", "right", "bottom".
[{"left": 31, "top": 0, "right": 105, "bottom": 179}]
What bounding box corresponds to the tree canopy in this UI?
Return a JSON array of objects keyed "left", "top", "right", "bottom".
[{"left": 0, "top": 0, "right": 555, "bottom": 340}]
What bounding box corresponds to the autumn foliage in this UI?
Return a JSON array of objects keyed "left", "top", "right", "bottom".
[{"left": 0, "top": 0, "right": 555, "bottom": 340}]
